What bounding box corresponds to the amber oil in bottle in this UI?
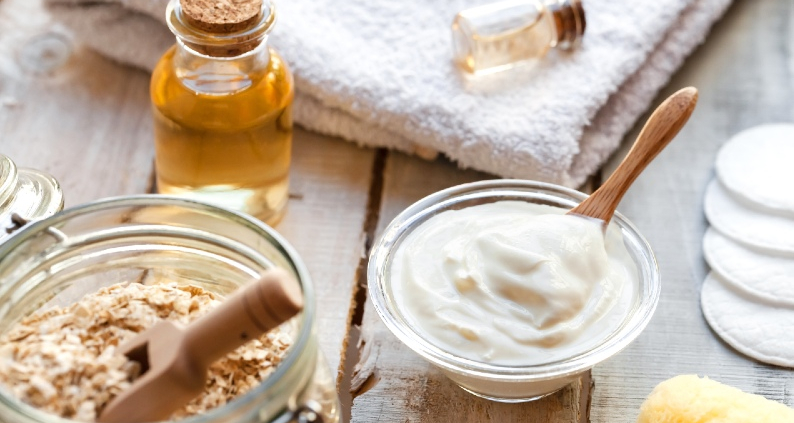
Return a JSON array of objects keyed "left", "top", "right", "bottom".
[
  {"left": 452, "top": 0, "right": 586, "bottom": 75},
  {"left": 152, "top": 0, "right": 293, "bottom": 225}
]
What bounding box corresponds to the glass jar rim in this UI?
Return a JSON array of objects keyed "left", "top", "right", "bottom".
[
  {"left": 0, "top": 194, "right": 317, "bottom": 423},
  {"left": 367, "top": 179, "right": 661, "bottom": 382}
]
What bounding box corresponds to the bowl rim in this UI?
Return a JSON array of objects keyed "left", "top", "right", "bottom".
[{"left": 367, "top": 179, "right": 661, "bottom": 383}]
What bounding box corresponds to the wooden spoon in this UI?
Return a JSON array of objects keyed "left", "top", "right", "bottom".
[
  {"left": 568, "top": 87, "right": 699, "bottom": 224},
  {"left": 99, "top": 268, "right": 303, "bottom": 423}
]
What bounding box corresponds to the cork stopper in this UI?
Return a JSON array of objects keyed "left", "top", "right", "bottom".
[
  {"left": 180, "top": 0, "right": 263, "bottom": 33},
  {"left": 549, "top": 0, "right": 586, "bottom": 50},
  {"left": 178, "top": 0, "right": 269, "bottom": 56}
]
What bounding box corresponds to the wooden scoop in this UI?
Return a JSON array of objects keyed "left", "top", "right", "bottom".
[
  {"left": 568, "top": 87, "right": 699, "bottom": 224},
  {"left": 99, "top": 268, "right": 303, "bottom": 423}
]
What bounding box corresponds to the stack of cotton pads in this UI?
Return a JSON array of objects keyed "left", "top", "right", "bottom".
[{"left": 701, "top": 124, "right": 794, "bottom": 368}]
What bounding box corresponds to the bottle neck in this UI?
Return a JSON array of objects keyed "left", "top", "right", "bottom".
[
  {"left": 546, "top": 0, "right": 586, "bottom": 49},
  {"left": 173, "top": 37, "right": 271, "bottom": 94},
  {"left": 165, "top": 0, "right": 275, "bottom": 94}
]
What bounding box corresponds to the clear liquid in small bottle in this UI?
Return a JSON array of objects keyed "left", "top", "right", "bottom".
[{"left": 452, "top": 0, "right": 585, "bottom": 75}]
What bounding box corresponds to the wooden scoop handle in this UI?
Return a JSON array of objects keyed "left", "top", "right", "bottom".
[
  {"left": 568, "top": 87, "right": 699, "bottom": 223},
  {"left": 184, "top": 268, "right": 303, "bottom": 368}
]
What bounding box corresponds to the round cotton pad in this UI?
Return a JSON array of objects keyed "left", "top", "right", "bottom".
[
  {"left": 701, "top": 272, "right": 794, "bottom": 368},
  {"left": 703, "top": 180, "right": 794, "bottom": 255},
  {"left": 703, "top": 228, "right": 794, "bottom": 307},
  {"left": 716, "top": 124, "right": 794, "bottom": 216}
]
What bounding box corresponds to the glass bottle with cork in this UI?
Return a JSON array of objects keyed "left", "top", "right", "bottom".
[
  {"left": 151, "top": 0, "right": 293, "bottom": 226},
  {"left": 452, "top": 0, "right": 586, "bottom": 75}
]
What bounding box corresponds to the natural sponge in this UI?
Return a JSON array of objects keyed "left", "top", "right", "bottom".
[{"left": 637, "top": 375, "right": 794, "bottom": 423}]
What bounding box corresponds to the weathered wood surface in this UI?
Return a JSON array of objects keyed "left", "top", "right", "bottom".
[
  {"left": 4, "top": 0, "right": 794, "bottom": 421},
  {"left": 591, "top": 0, "right": 794, "bottom": 421},
  {"left": 279, "top": 129, "right": 375, "bottom": 381},
  {"left": 0, "top": 0, "right": 154, "bottom": 205},
  {"left": 0, "top": 0, "right": 374, "bottom": 393}
]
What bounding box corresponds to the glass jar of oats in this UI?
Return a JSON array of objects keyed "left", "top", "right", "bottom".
[{"left": 0, "top": 196, "right": 339, "bottom": 423}]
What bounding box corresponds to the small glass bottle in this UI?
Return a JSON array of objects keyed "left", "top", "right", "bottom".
[
  {"left": 0, "top": 154, "right": 63, "bottom": 243},
  {"left": 452, "top": 0, "right": 586, "bottom": 75},
  {"left": 151, "top": 0, "right": 294, "bottom": 226}
]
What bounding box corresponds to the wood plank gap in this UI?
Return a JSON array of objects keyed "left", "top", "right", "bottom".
[
  {"left": 579, "top": 370, "right": 593, "bottom": 423},
  {"left": 146, "top": 160, "right": 157, "bottom": 194},
  {"left": 337, "top": 148, "right": 388, "bottom": 423}
]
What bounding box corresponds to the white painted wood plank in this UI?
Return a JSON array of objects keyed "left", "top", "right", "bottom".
[
  {"left": 278, "top": 129, "right": 375, "bottom": 378},
  {"left": 592, "top": 0, "right": 794, "bottom": 421},
  {"left": 0, "top": 0, "right": 154, "bottom": 205},
  {"left": 350, "top": 153, "right": 585, "bottom": 422}
]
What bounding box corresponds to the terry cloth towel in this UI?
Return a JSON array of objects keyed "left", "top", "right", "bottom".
[{"left": 45, "top": 0, "right": 731, "bottom": 187}]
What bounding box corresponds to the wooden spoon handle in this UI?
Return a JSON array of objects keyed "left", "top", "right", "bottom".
[
  {"left": 183, "top": 268, "right": 303, "bottom": 368},
  {"left": 569, "top": 87, "right": 699, "bottom": 222}
]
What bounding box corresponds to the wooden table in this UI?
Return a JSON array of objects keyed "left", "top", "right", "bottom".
[{"left": 2, "top": 0, "right": 793, "bottom": 421}]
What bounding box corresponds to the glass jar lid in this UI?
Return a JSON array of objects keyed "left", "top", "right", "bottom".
[{"left": 0, "top": 154, "right": 64, "bottom": 242}]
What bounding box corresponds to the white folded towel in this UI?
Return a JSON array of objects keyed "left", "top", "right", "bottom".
[{"left": 46, "top": 0, "right": 731, "bottom": 187}]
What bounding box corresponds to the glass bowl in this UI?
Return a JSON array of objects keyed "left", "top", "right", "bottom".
[{"left": 367, "top": 180, "right": 660, "bottom": 402}]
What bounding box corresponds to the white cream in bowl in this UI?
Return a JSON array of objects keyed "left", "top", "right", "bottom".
[
  {"left": 368, "top": 180, "right": 660, "bottom": 403},
  {"left": 391, "top": 202, "right": 637, "bottom": 366}
]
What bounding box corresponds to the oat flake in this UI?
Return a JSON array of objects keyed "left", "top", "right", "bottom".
[{"left": 0, "top": 282, "right": 292, "bottom": 421}]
